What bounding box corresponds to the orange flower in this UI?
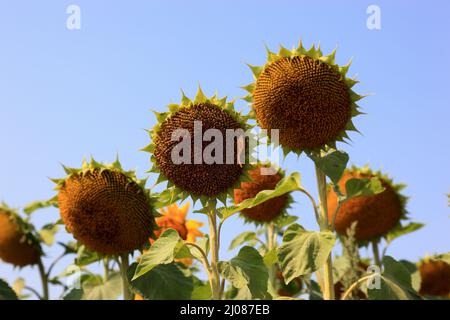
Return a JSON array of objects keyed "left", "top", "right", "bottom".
[{"left": 152, "top": 202, "right": 204, "bottom": 266}]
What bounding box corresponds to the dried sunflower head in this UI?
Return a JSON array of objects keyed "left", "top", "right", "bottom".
[
  {"left": 233, "top": 164, "right": 292, "bottom": 224},
  {"left": 53, "top": 158, "right": 158, "bottom": 255},
  {"left": 243, "top": 41, "right": 364, "bottom": 155},
  {"left": 144, "top": 88, "right": 253, "bottom": 205},
  {"left": 327, "top": 166, "right": 408, "bottom": 242},
  {"left": 418, "top": 258, "right": 450, "bottom": 297},
  {"left": 0, "top": 203, "right": 42, "bottom": 267}
]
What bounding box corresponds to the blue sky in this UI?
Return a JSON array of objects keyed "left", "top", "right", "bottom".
[{"left": 0, "top": 0, "right": 449, "bottom": 298}]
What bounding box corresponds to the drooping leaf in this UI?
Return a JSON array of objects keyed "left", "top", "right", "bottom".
[
  {"left": 277, "top": 224, "right": 336, "bottom": 283},
  {"left": 128, "top": 263, "right": 193, "bottom": 300},
  {"left": 386, "top": 222, "right": 424, "bottom": 243},
  {"left": 367, "top": 256, "right": 421, "bottom": 300},
  {"left": 229, "top": 231, "right": 259, "bottom": 251},
  {"left": 219, "top": 246, "right": 269, "bottom": 299},
  {"left": 0, "top": 279, "right": 18, "bottom": 300},
  {"left": 82, "top": 273, "right": 122, "bottom": 300},
  {"left": 132, "top": 229, "right": 181, "bottom": 280},
  {"left": 308, "top": 150, "right": 349, "bottom": 185},
  {"left": 219, "top": 172, "right": 301, "bottom": 219}
]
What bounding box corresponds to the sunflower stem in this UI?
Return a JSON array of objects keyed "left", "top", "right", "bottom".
[
  {"left": 267, "top": 223, "right": 277, "bottom": 290},
  {"left": 372, "top": 240, "right": 381, "bottom": 267},
  {"left": 314, "top": 164, "right": 335, "bottom": 300},
  {"left": 37, "top": 257, "right": 49, "bottom": 300},
  {"left": 119, "top": 253, "right": 132, "bottom": 300},
  {"left": 207, "top": 201, "right": 221, "bottom": 300}
]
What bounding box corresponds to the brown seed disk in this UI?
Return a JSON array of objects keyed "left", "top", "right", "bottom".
[
  {"left": 234, "top": 165, "right": 288, "bottom": 222},
  {"left": 58, "top": 170, "right": 154, "bottom": 254},
  {"left": 253, "top": 56, "right": 351, "bottom": 150},
  {"left": 0, "top": 211, "right": 40, "bottom": 267},
  {"left": 154, "top": 103, "right": 244, "bottom": 197},
  {"left": 419, "top": 260, "right": 450, "bottom": 297},
  {"left": 327, "top": 171, "right": 403, "bottom": 241}
]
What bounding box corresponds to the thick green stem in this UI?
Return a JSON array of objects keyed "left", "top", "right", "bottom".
[
  {"left": 37, "top": 258, "right": 49, "bottom": 300},
  {"left": 315, "top": 164, "right": 335, "bottom": 300},
  {"left": 372, "top": 240, "right": 381, "bottom": 267},
  {"left": 208, "top": 205, "right": 221, "bottom": 300},
  {"left": 119, "top": 253, "right": 132, "bottom": 300}
]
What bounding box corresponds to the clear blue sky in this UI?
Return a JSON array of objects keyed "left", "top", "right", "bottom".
[{"left": 1, "top": 0, "right": 449, "bottom": 298}]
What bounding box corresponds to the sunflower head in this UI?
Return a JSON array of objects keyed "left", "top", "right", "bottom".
[
  {"left": 418, "top": 258, "right": 450, "bottom": 297},
  {"left": 153, "top": 202, "right": 204, "bottom": 243},
  {"left": 243, "top": 41, "right": 363, "bottom": 155},
  {"left": 53, "top": 157, "right": 158, "bottom": 255},
  {"left": 327, "top": 165, "right": 407, "bottom": 242},
  {"left": 144, "top": 88, "right": 253, "bottom": 205},
  {"left": 0, "top": 203, "right": 42, "bottom": 267},
  {"left": 233, "top": 164, "right": 292, "bottom": 224}
]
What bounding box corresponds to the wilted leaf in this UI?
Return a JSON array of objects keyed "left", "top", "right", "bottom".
[
  {"left": 277, "top": 224, "right": 336, "bottom": 283},
  {"left": 219, "top": 246, "right": 269, "bottom": 299}
]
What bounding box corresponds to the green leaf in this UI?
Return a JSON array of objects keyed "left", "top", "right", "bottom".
[
  {"left": 132, "top": 229, "right": 181, "bottom": 280},
  {"left": 63, "top": 288, "right": 84, "bottom": 300},
  {"left": 228, "top": 231, "right": 259, "bottom": 251},
  {"left": 75, "top": 245, "right": 102, "bottom": 266},
  {"left": 275, "top": 215, "right": 298, "bottom": 228},
  {"left": 82, "top": 273, "right": 122, "bottom": 300},
  {"left": 128, "top": 263, "right": 193, "bottom": 300},
  {"left": 344, "top": 177, "right": 385, "bottom": 199},
  {"left": 277, "top": 224, "right": 336, "bottom": 283},
  {"left": 219, "top": 172, "right": 301, "bottom": 219},
  {"left": 308, "top": 150, "right": 349, "bottom": 184},
  {"left": 219, "top": 246, "right": 269, "bottom": 299},
  {"left": 386, "top": 223, "right": 424, "bottom": 243},
  {"left": 0, "top": 279, "right": 18, "bottom": 300},
  {"left": 12, "top": 278, "right": 25, "bottom": 297},
  {"left": 263, "top": 248, "right": 278, "bottom": 267},
  {"left": 368, "top": 256, "right": 421, "bottom": 300},
  {"left": 191, "top": 277, "right": 212, "bottom": 300},
  {"left": 23, "top": 199, "right": 56, "bottom": 215},
  {"left": 39, "top": 223, "right": 59, "bottom": 246}
]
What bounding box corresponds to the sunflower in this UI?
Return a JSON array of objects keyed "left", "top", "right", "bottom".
[
  {"left": 53, "top": 158, "right": 158, "bottom": 255},
  {"left": 233, "top": 164, "right": 292, "bottom": 224},
  {"left": 418, "top": 258, "right": 450, "bottom": 297},
  {"left": 143, "top": 88, "right": 253, "bottom": 205},
  {"left": 243, "top": 40, "right": 363, "bottom": 155},
  {"left": 153, "top": 202, "right": 204, "bottom": 243},
  {"left": 0, "top": 203, "right": 42, "bottom": 267},
  {"left": 327, "top": 166, "right": 407, "bottom": 242}
]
